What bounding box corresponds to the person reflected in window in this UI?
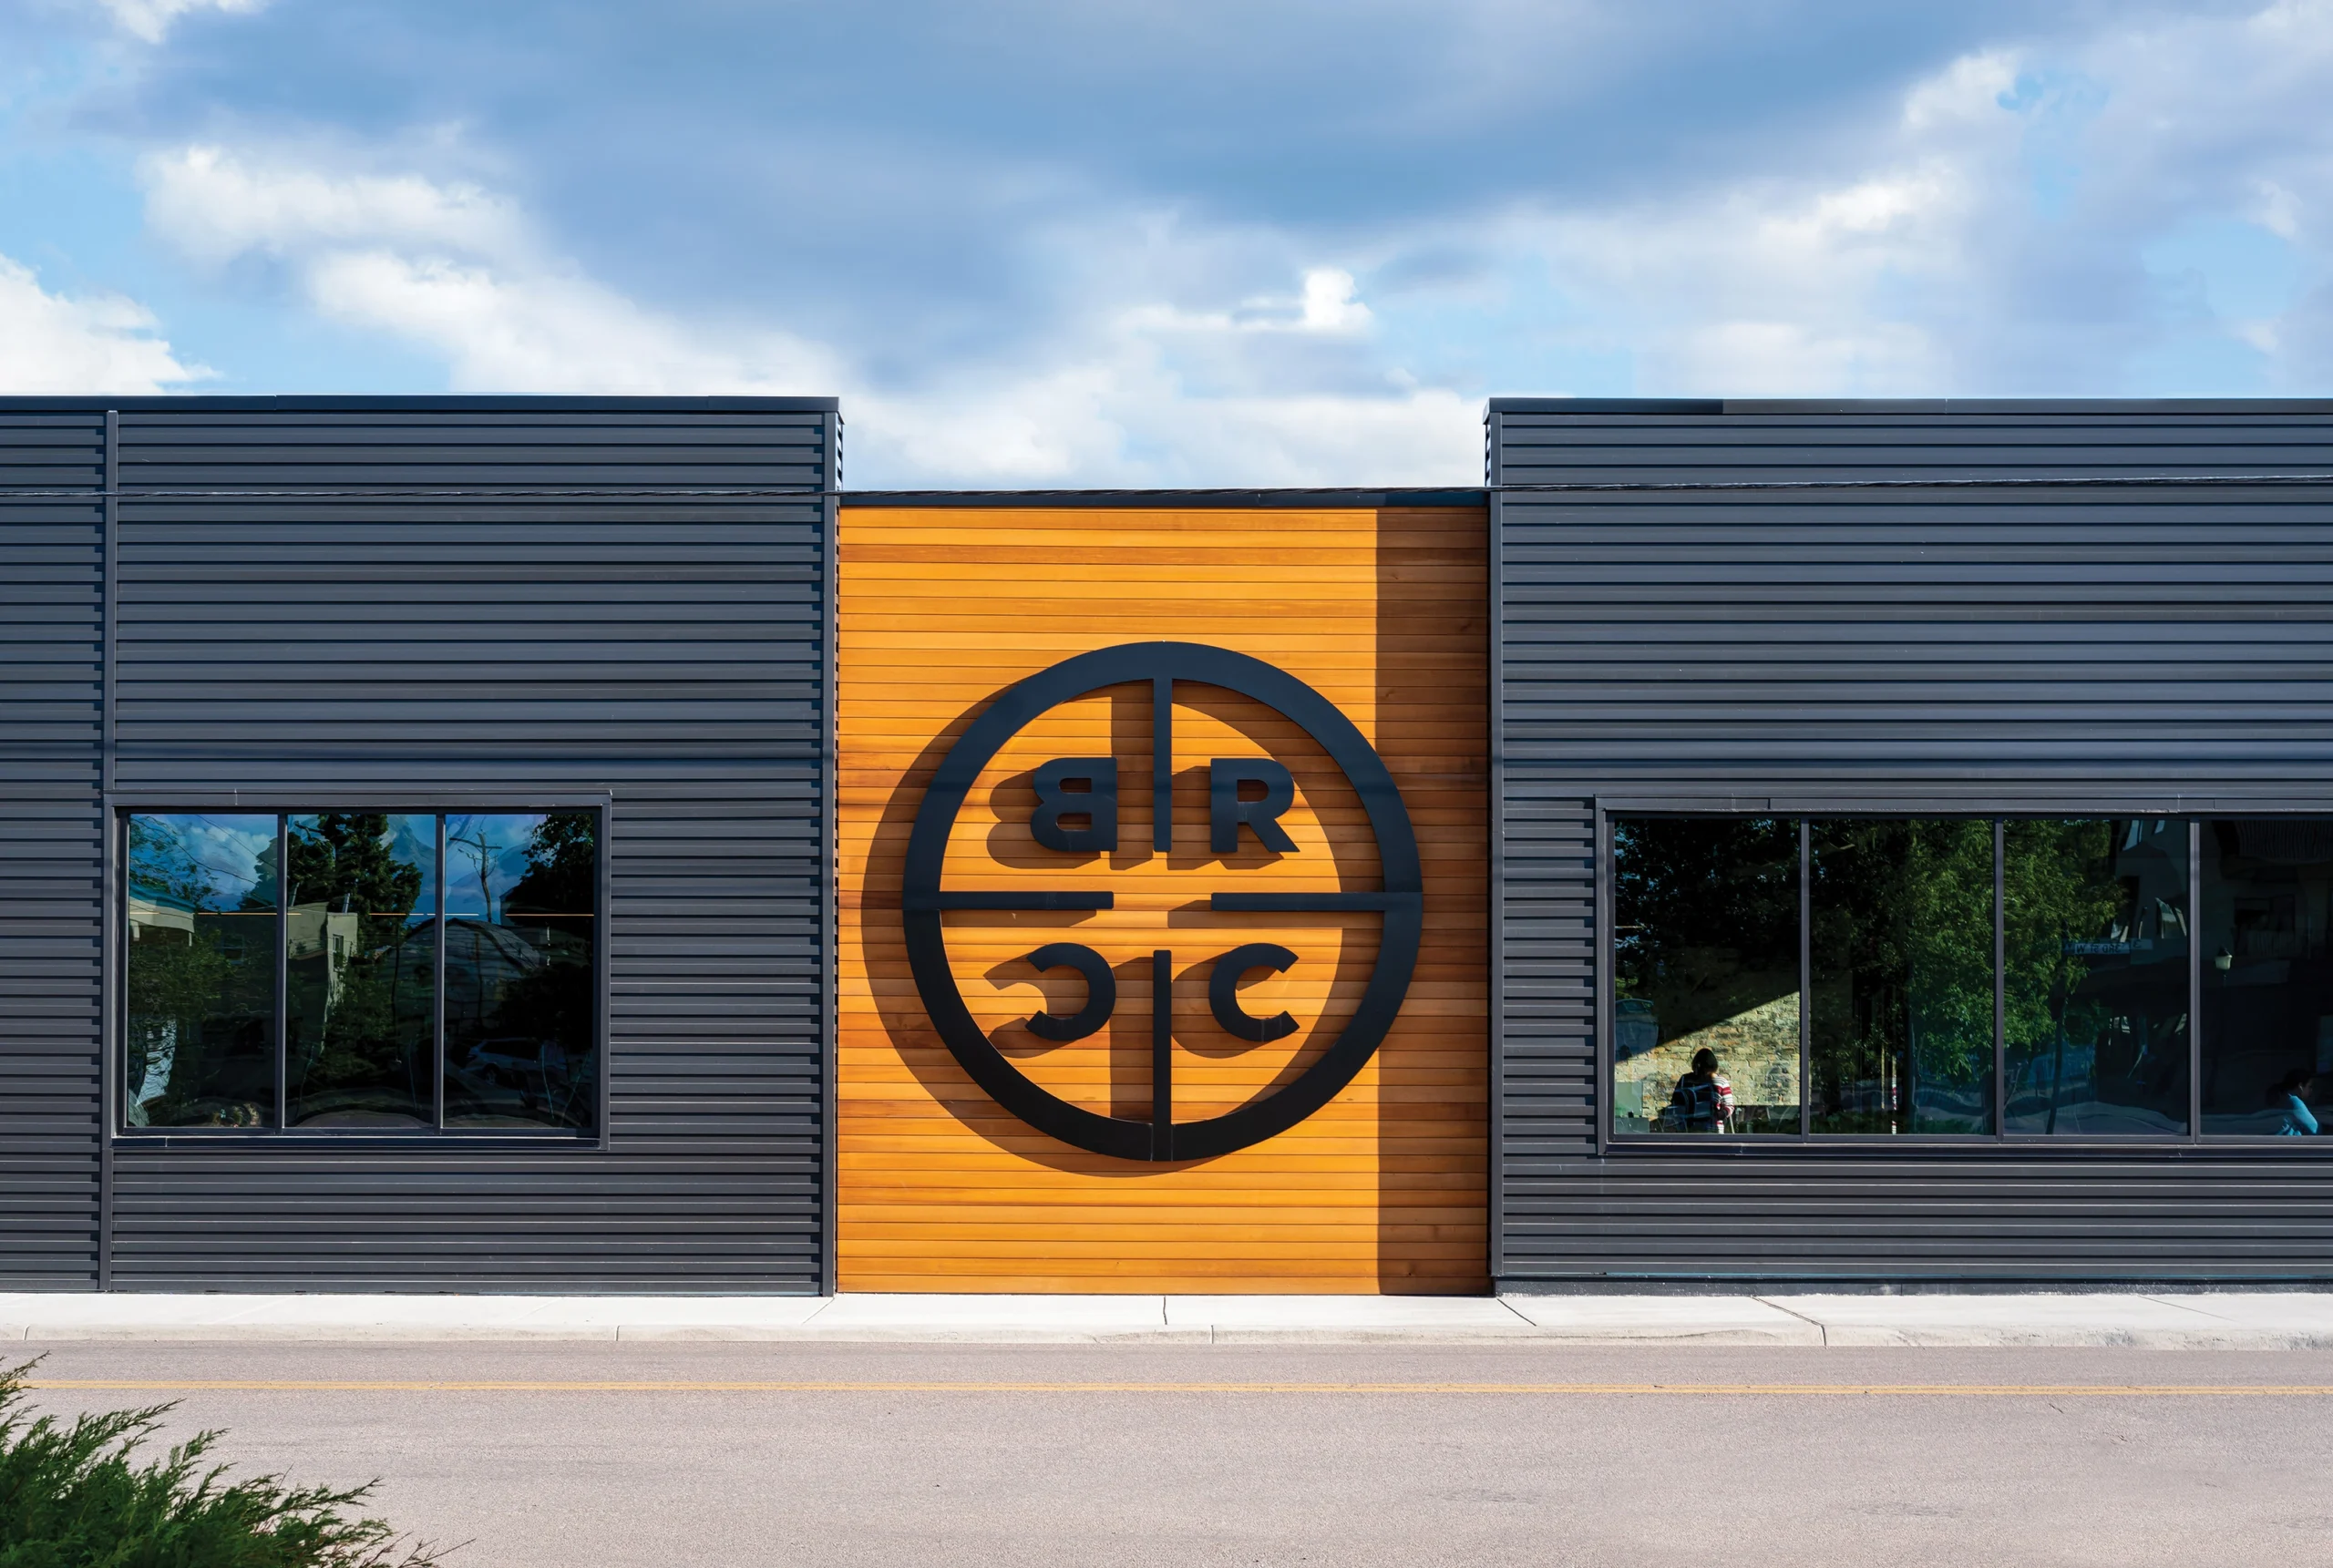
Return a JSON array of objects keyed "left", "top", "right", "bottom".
[
  {"left": 1670, "top": 1048, "right": 1736, "bottom": 1133},
  {"left": 2269, "top": 1070, "right": 2320, "bottom": 1136}
]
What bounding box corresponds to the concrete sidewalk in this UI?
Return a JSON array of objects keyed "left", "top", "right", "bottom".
[{"left": 8, "top": 1290, "right": 2333, "bottom": 1347}]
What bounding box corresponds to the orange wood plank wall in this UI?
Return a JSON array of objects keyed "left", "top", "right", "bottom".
[{"left": 838, "top": 505, "right": 1488, "bottom": 1293}]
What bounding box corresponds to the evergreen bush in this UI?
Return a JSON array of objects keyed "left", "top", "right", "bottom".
[{"left": 0, "top": 1360, "right": 447, "bottom": 1567}]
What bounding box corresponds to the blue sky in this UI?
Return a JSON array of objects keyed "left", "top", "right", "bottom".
[{"left": 3, "top": 0, "right": 2329, "bottom": 483}]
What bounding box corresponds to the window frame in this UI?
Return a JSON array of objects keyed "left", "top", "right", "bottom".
[
  {"left": 107, "top": 794, "right": 612, "bottom": 1148},
  {"left": 1595, "top": 800, "right": 2333, "bottom": 1155}
]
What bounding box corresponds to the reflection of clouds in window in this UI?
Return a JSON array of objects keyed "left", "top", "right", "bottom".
[
  {"left": 130, "top": 813, "right": 276, "bottom": 911},
  {"left": 183, "top": 815, "right": 272, "bottom": 895}
]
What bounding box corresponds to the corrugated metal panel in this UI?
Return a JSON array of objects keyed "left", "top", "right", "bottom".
[
  {"left": 1491, "top": 399, "right": 2333, "bottom": 1285},
  {"left": 0, "top": 414, "right": 104, "bottom": 1287},
  {"left": 89, "top": 398, "right": 831, "bottom": 1292}
]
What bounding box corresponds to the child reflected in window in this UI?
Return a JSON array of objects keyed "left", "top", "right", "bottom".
[
  {"left": 2270, "top": 1070, "right": 2320, "bottom": 1136},
  {"left": 1670, "top": 1048, "right": 1737, "bottom": 1133}
]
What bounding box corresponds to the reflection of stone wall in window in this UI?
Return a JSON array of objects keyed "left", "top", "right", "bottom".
[{"left": 1614, "top": 993, "right": 1802, "bottom": 1131}]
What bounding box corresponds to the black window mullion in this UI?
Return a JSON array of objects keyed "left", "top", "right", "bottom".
[
  {"left": 2189, "top": 817, "right": 2203, "bottom": 1142},
  {"left": 273, "top": 815, "right": 288, "bottom": 1129},
  {"left": 436, "top": 815, "right": 448, "bottom": 1131},
  {"left": 1993, "top": 818, "right": 2007, "bottom": 1140},
  {"left": 1799, "top": 818, "right": 1811, "bottom": 1139}
]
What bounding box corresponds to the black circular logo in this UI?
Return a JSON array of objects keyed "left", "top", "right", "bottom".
[{"left": 901, "top": 641, "right": 1422, "bottom": 1162}]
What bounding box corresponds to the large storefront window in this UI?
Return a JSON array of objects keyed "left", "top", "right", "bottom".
[
  {"left": 1610, "top": 813, "right": 2272, "bottom": 1142},
  {"left": 124, "top": 808, "right": 600, "bottom": 1135}
]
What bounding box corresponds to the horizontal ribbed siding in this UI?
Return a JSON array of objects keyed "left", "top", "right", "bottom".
[
  {"left": 86, "top": 400, "right": 828, "bottom": 1293},
  {"left": 1506, "top": 1159, "right": 2333, "bottom": 1277},
  {"left": 1493, "top": 401, "right": 2333, "bottom": 1285},
  {"left": 0, "top": 415, "right": 104, "bottom": 1287}
]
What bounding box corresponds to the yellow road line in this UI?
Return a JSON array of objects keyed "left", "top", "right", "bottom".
[{"left": 23, "top": 1379, "right": 2333, "bottom": 1396}]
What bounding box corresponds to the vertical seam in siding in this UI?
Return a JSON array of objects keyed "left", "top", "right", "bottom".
[
  {"left": 819, "top": 410, "right": 841, "bottom": 1296},
  {"left": 100, "top": 411, "right": 117, "bottom": 797},
  {"left": 97, "top": 410, "right": 117, "bottom": 1291},
  {"left": 1486, "top": 418, "right": 1507, "bottom": 1277}
]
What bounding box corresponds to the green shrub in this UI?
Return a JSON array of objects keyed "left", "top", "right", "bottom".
[{"left": 0, "top": 1360, "right": 447, "bottom": 1567}]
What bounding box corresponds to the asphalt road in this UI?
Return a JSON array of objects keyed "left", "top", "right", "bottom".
[{"left": 14, "top": 1340, "right": 2333, "bottom": 1567}]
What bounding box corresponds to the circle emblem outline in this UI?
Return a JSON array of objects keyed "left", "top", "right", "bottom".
[{"left": 901, "top": 641, "right": 1423, "bottom": 1162}]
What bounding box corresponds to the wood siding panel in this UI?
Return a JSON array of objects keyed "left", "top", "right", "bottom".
[{"left": 838, "top": 506, "right": 1488, "bottom": 1293}]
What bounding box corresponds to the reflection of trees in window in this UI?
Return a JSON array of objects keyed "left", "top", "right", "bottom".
[
  {"left": 492, "top": 815, "right": 595, "bottom": 1054},
  {"left": 127, "top": 818, "right": 232, "bottom": 1069},
  {"left": 1613, "top": 818, "right": 1801, "bottom": 1132},
  {"left": 507, "top": 813, "right": 594, "bottom": 916},
  {"left": 444, "top": 813, "right": 597, "bottom": 1131},
  {"left": 2005, "top": 819, "right": 2190, "bottom": 1135},
  {"left": 124, "top": 814, "right": 276, "bottom": 1127},
  {"left": 1614, "top": 818, "right": 1799, "bottom": 1032},
  {"left": 1811, "top": 820, "right": 1993, "bottom": 1134},
  {"left": 446, "top": 822, "right": 501, "bottom": 924},
  {"left": 286, "top": 813, "right": 433, "bottom": 1125}
]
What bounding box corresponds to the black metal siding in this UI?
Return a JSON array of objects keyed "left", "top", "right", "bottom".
[
  {"left": 2, "top": 396, "right": 835, "bottom": 1293},
  {"left": 1491, "top": 399, "right": 2333, "bottom": 1285},
  {"left": 0, "top": 414, "right": 105, "bottom": 1287}
]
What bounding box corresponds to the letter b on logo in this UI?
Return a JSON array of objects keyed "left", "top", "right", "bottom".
[{"left": 1030, "top": 757, "right": 1117, "bottom": 852}]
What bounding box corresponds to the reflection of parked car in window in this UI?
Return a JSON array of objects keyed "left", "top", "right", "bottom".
[
  {"left": 467, "top": 1036, "right": 546, "bottom": 1088},
  {"left": 461, "top": 1035, "right": 582, "bottom": 1123}
]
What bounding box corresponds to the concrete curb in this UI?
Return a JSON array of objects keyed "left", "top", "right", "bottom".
[{"left": 6, "top": 1292, "right": 2333, "bottom": 1347}]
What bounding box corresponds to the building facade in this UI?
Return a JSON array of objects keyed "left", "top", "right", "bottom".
[{"left": 5, "top": 395, "right": 2332, "bottom": 1292}]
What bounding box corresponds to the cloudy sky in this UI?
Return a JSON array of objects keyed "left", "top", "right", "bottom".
[{"left": 3, "top": 0, "right": 2330, "bottom": 483}]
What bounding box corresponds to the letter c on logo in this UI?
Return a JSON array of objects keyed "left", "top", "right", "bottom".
[
  {"left": 1208, "top": 942, "right": 1299, "bottom": 1042},
  {"left": 1023, "top": 942, "right": 1116, "bottom": 1042}
]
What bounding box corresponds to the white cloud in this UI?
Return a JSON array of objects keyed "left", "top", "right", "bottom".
[
  {"left": 0, "top": 255, "right": 206, "bottom": 393},
  {"left": 140, "top": 144, "right": 1478, "bottom": 483},
  {"left": 1123, "top": 266, "right": 1375, "bottom": 338},
  {"left": 107, "top": 3, "right": 2333, "bottom": 477},
  {"left": 1495, "top": 7, "right": 2333, "bottom": 395},
  {"left": 145, "top": 148, "right": 527, "bottom": 267},
  {"left": 96, "top": 0, "right": 266, "bottom": 45},
  {"left": 298, "top": 251, "right": 841, "bottom": 395},
  {"left": 1298, "top": 268, "right": 1372, "bottom": 332},
  {"left": 142, "top": 146, "right": 841, "bottom": 395},
  {"left": 1521, "top": 159, "right": 1980, "bottom": 395},
  {"left": 1494, "top": 46, "right": 2020, "bottom": 395},
  {"left": 849, "top": 355, "right": 1474, "bottom": 487}
]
